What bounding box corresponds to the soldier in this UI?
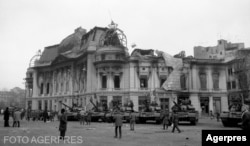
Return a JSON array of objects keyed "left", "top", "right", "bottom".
[
  {"left": 59, "top": 109, "right": 67, "bottom": 140},
  {"left": 129, "top": 111, "right": 136, "bottom": 131},
  {"left": 171, "top": 110, "right": 181, "bottom": 133},
  {"left": 86, "top": 111, "right": 92, "bottom": 125},
  {"left": 163, "top": 111, "right": 170, "bottom": 130},
  {"left": 43, "top": 110, "right": 48, "bottom": 123},
  {"left": 80, "top": 109, "right": 86, "bottom": 125},
  {"left": 4, "top": 107, "right": 10, "bottom": 127},
  {"left": 241, "top": 105, "right": 250, "bottom": 131},
  {"left": 114, "top": 110, "right": 123, "bottom": 139}
]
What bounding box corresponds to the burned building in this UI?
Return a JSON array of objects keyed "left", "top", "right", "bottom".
[
  {"left": 25, "top": 22, "right": 249, "bottom": 117},
  {"left": 25, "top": 22, "right": 179, "bottom": 113}
]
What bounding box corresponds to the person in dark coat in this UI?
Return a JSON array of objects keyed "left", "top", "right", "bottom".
[
  {"left": 163, "top": 112, "right": 169, "bottom": 130},
  {"left": 59, "top": 109, "right": 67, "bottom": 140},
  {"left": 241, "top": 105, "right": 250, "bottom": 131},
  {"left": 129, "top": 111, "right": 136, "bottom": 131},
  {"left": 43, "top": 110, "right": 48, "bottom": 123},
  {"left": 171, "top": 110, "right": 181, "bottom": 133},
  {"left": 114, "top": 110, "right": 123, "bottom": 138},
  {"left": 86, "top": 111, "right": 92, "bottom": 125},
  {"left": 4, "top": 107, "right": 10, "bottom": 127}
]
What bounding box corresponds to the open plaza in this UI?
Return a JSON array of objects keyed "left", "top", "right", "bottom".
[{"left": 0, "top": 115, "right": 239, "bottom": 146}]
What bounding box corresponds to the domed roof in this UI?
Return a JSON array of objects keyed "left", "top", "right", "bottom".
[{"left": 58, "top": 27, "right": 86, "bottom": 54}]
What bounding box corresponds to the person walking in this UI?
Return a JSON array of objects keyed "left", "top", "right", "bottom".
[
  {"left": 241, "top": 105, "right": 250, "bottom": 131},
  {"left": 171, "top": 110, "right": 181, "bottom": 133},
  {"left": 129, "top": 111, "right": 136, "bottom": 131},
  {"left": 12, "top": 110, "right": 17, "bottom": 127},
  {"left": 43, "top": 110, "right": 48, "bottom": 123},
  {"left": 59, "top": 109, "right": 67, "bottom": 140},
  {"left": 209, "top": 110, "right": 214, "bottom": 119},
  {"left": 4, "top": 107, "right": 10, "bottom": 127},
  {"left": 216, "top": 112, "right": 220, "bottom": 122},
  {"left": 14, "top": 110, "right": 21, "bottom": 127},
  {"left": 86, "top": 111, "right": 91, "bottom": 125},
  {"left": 79, "top": 109, "right": 86, "bottom": 125},
  {"left": 163, "top": 112, "right": 170, "bottom": 130},
  {"left": 114, "top": 110, "right": 123, "bottom": 139}
]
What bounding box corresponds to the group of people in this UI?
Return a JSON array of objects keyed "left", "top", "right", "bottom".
[
  {"left": 3, "top": 107, "right": 22, "bottom": 127},
  {"left": 209, "top": 110, "right": 220, "bottom": 122},
  {"left": 79, "top": 109, "right": 92, "bottom": 125},
  {"left": 4, "top": 105, "right": 250, "bottom": 141}
]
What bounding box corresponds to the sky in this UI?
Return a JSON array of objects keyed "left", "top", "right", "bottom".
[{"left": 0, "top": 0, "right": 250, "bottom": 90}]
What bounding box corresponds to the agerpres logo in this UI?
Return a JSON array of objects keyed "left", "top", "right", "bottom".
[
  {"left": 202, "top": 130, "right": 250, "bottom": 146},
  {"left": 3, "top": 136, "right": 83, "bottom": 144},
  {"left": 205, "top": 134, "right": 247, "bottom": 143}
]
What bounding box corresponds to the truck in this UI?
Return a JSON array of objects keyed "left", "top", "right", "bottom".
[{"left": 171, "top": 99, "right": 199, "bottom": 125}]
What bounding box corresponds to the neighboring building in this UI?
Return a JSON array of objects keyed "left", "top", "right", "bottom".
[
  {"left": 194, "top": 39, "right": 244, "bottom": 60},
  {"left": 226, "top": 49, "right": 250, "bottom": 108},
  {"left": 192, "top": 40, "right": 250, "bottom": 115},
  {"left": 0, "top": 87, "right": 25, "bottom": 109},
  {"left": 25, "top": 22, "right": 249, "bottom": 117}
]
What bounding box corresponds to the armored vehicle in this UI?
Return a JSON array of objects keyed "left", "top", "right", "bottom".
[
  {"left": 171, "top": 100, "right": 199, "bottom": 125},
  {"left": 220, "top": 103, "right": 242, "bottom": 127},
  {"left": 59, "top": 102, "right": 81, "bottom": 121},
  {"left": 138, "top": 100, "right": 162, "bottom": 124}
]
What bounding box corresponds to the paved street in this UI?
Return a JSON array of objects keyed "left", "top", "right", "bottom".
[{"left": 0, "top": 115, "right": 240, "bottom": 146}]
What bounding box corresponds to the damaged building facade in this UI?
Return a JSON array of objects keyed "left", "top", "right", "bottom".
[
  {"left": 25, "top": 22, "right": 177, "bottom": 113},
  {"left": 25, "top": 22, "right": 250, "bottom": 116}
]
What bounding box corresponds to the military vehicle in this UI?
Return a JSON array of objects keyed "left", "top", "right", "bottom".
[
  {"left": 59, "top": 102, "right": 81, "bottom": 121},
  {"left": 103, "top": 99, "right": 121, "bottom": 123},
  {"left": 138, "top": 100, "right": 162, "bottom": 124},
  {"left": 220, "top": 102, "right": 242, "bottom": 127},
  {"left": 89, "top": 97, "right": 107, "bottom": 122},
  {"left": 122, "top": 100, "right": 140, "bottom": 123},
  {"left": 171, "top": 99, "right": 199, "bottom": 125}
]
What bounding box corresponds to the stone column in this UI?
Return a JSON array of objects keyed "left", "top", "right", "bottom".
[
  {"left": 33, "top": 70, "right": 38, "bottom": 97},
  {"left": 31, "top": 99, "right": 37, "bottom": 110},
  {"left": 209, "top": 96, "right": 213, "bottom": 113},
  {"left": 41, "top": 100, "right": 44, "bottom": 110},
  {"left": 190, "top": 94, "right": 201, "bottom": 116}
]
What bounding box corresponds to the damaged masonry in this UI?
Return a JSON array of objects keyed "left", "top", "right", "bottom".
[{"left": 25, "top": 22, "right": 250, "bottom": 120}]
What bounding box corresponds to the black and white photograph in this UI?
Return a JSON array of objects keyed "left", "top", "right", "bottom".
[{"left": 0, "top": 0, "right": 250, "bottom": 146}]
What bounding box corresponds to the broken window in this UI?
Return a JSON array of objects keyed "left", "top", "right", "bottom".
[
  {"left": 100, "top": 96, "right": 108, "bottom": 110},
  {"left": 46, "top": 83, "right": 50, "bottom": 94},
  {"left": 212, "top": 72, "right": 219, "bottom": 90},
  {"left": 228, "top": 68, "right": 233, "bottom": 76},
  {"left": 232, "top": 81, "right": 236, "bottom": 89},
  {"left": 160, "top": 98, "right": 169, "bottom": 110},
  {"left": 101, "top": 54, "right": 105, "bottom": 61},
  {"left": 114, "top": 75, "right": 120, "bottom": 89},
  {"left": 227, "top": 82, "right": 231, "bottom": 90},
  {"left": 38, "top": 100, "right": 42, "bottom": 110},
  {"left": 138, "top": 96, "right": 150, "bottom": 112},
  {"left": 40, "top": 83, "right": 44, "bottom": 95},
  {"left": 102, "top": 75, "right": 107, "bottom": 89},
  {"left": 113, "top": 96, "right": 122, "bottom": 108},
  {"left": 140, "top": 77, "right": 148, "bottom": 88},
  {"left": 199, "top": 72, "right": 207, "bottom": 90},
  {"left": 160, "top": 78, "right": 166, "bottom": 87},
  {"left": 180, "top": 74, "right": 186, "bottom": 90},
  {"left": 44, "top": 100, "right": 48, "bottom": 110}
]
